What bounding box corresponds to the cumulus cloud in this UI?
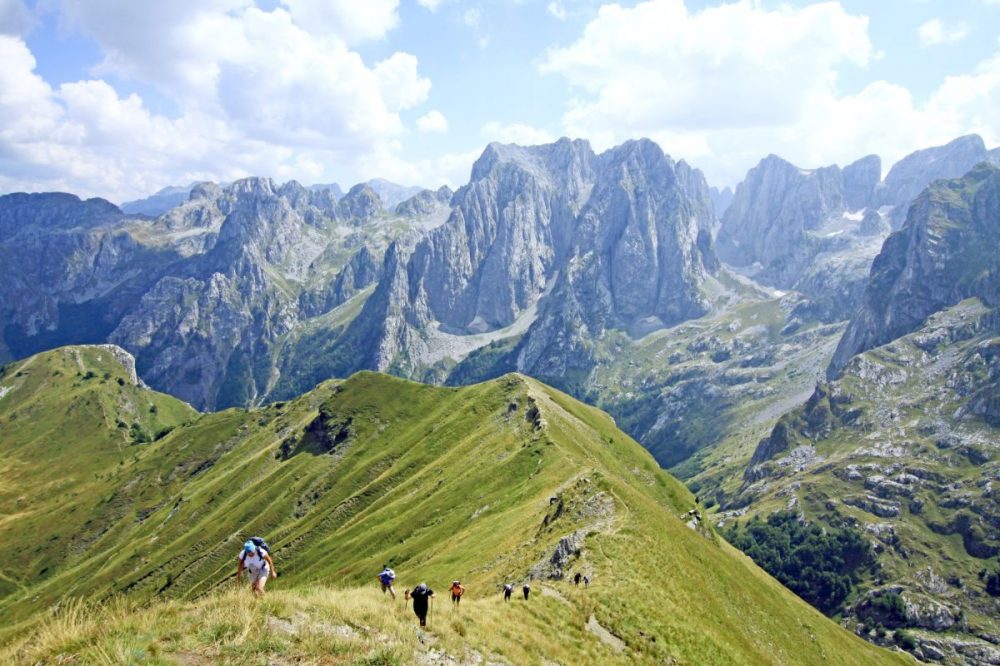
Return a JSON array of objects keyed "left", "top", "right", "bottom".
[
  {"left": 481, "top": 122, "right": 555, "bottom": 145},
  {"left": 540, "top": 0, "right": 1000, "bottom": 185},
  {"left": 416, "top": 109, "right": 449, "bottom": 133},
  {"left": 279, "top": 0, "right": 400, "bottom": 44},
  {"left": 918, "top": 19, "right": 972, "bottom": 47},
  {"left": 0, "top": 3, "right": 434, "bottom": 200}
]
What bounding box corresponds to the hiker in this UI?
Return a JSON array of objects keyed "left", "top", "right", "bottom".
[
  {"left": 377, "top": 565, "right": 397, "bottom": 599},
  {"left": 583, "top": 575, "right": 590, "bottom": 588},
  {"left": 236, "top": 538, "right": 276, "bottom": 596},
  {"left": 522, "top": 583, "right": 531, "bottom": 600},
  {"left": 450, "top": 580, "right": 466, "bottom": 605},
  {"left": 503, "top": 583, "right": 513, "bottom": 602},
  {"left": 573, "top": 572, "right": 582, "bottom": 586},
  {"left": 410, "top": 583, "right": 435, "bottom": 627}
]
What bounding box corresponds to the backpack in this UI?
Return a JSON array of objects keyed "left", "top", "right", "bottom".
[
  {"left": 248, "top": 536, "right": 270, "bottom": 559},
  {"left": 379, "top": 569, "right": 395, "bottom": 585}
]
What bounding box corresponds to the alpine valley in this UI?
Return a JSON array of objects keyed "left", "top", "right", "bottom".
[{"left": 2, "top": 133, "right": 1000, "bottom": 664}]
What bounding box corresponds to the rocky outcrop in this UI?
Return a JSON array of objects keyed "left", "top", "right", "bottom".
[
  {"left": 830, "top": 163, "right": 1000, "bottom": 376},
  {"left": 337, "top": 184, "right": 384, "bottom": 224},
  {"left": 394, "top": 186, "right": 453, "bottom": 217},
  {"left": 299, "top": 246, "right": 382, "bottom": 317}
]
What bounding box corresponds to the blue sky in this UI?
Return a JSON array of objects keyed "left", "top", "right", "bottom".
[{"left": 1, "top": 0, "right": 998, "bottom": 202}]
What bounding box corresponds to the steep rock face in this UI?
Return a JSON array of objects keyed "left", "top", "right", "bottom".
[
  {"left": 518, "top": 140, "right": 716, "bottom": 379},
  {"left": 674, "top": 159, "right": 718, "bottom": 236},
  {"left": 709, "top": 185, "right": 734, "bottom": 217},
  {"left": 830, "top": 163, "right": 1000, "bottom": 376},
  {"left": 877, "top": 135, "right": 999, "bottom": 227},
  {"left": 337, "top": 184, "right": 384, "bottom": 224},
  {"left": 298, "top": 246, "right": 382, "bottom": 317},
  {"left": 407, "top": 139, "right": 598, "bottom": 332},
  {"left": 716, "top": 154, "right": 877, "bottom": 289},
  {"left": 109, "top": 178, "right": 334, "bottom": 408},
  {"left": 394, "top": 186, "right": 453, "bottom": 218},
  {"left": 344, "top": 139, "right": 717, "bottom": 381},
  {"left": 842, "top": 154, "right": 881, "bottom": 211},
  {"left": 0, "top": 194, "right": 172, "bottom": 356}
]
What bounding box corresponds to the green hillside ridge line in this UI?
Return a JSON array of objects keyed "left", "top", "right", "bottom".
[{"left": 0, "top": 345, "right": 905, "bottom": 664}]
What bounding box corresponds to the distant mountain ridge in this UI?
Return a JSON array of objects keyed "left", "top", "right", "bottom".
[
  {"left": 292, "top": 138, "right": 719, "bottom": 392},
  {"left": 0, "top": 176, "right": 448, "bottom": 409}
]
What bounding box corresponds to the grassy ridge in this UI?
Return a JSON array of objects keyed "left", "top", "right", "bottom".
[{"left": 0, "top": 346, "right": 904, "bottom": 663}]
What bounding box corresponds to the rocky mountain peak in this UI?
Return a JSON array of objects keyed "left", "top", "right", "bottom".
[
  {"left": 469, "top": 138, "right": 595, "bottom": 194},
  {"left": 337, "top": 183, "right": 384, "bottom": 223},
  {"left": 394, "top": 185, "right": 453, "bottom": 218},
  {"left": 189, "top": 181, "right": 223, "bottom": 201},
  {"left": 830, "top": 161, "right": 1000, "bottom": 376},
  {"left": 876, "top": 134, "right": 995, "bottom": 227},
  {"left": 842, "top": 154, "right": 881, "bottom": 210},
  {"left": 229, "top": 176, "right": 277, "bottom": 198}
]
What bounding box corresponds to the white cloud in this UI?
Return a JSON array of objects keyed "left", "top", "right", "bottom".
[
  {"left": 481, "top": 122, "right": 555, "bottom": 145},
  {"left": 280, "top": 0, "right": 400, "bottom": 44},
  {"left": 547, "top": 2, "right": 568, "bottom": 20},
  {"left": 462, "top": 7, "right": 481, "bottom": 30},
  {"left": 417, "top": 0, "right": 445, "bottom": 11},
  {"left": 0, "top": 2, "right": 434, "bottom": 201},
  {"left": 0, "top": 0, "right": 33, "bottom": 35},
  {"left": 539, "top": 0, "right": 1000, "bottom": 185},
  {"left": 416, "top": 109, "right": 449, "bottom": 133},
  {"left": 918, "top": 18, "right": 972, "bottom": 47},
  {"left": 542, "top": 0, "right": 873, "bottom": 132}
]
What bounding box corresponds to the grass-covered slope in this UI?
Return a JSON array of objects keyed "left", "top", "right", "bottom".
[
  {"left": 0, "top": 346, "right": 903, "bottom": 664},
  {"left": 721, "top": 300, "right": 1000, "bottom": 663}
]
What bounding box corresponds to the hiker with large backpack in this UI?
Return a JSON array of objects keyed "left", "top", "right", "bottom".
[
  {"left": 377, "top": 565, "right": 397, "bottom": 600},
  {"left": 409, "top": 583, "right": 435, "bottom": 627},
  {"left": 236, "top": 537, "right": 275, "bottom": 596}
]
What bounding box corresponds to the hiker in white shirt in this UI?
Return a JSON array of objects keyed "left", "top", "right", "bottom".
[{"left": 237, "top": 539, "right": 276, "bottom": 596}]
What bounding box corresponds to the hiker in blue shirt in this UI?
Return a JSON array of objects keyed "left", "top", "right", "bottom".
[{"left": 377, "top": 565, "right": 397, "bottom": 599}]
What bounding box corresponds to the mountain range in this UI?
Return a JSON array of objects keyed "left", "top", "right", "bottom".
[{"left": 1, "top": 133, "right": 999, "bottom": 663}]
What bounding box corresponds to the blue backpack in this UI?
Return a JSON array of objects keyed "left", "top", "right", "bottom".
[{"left": 248, "top": 536, "right": 270, "bottom": 558}]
